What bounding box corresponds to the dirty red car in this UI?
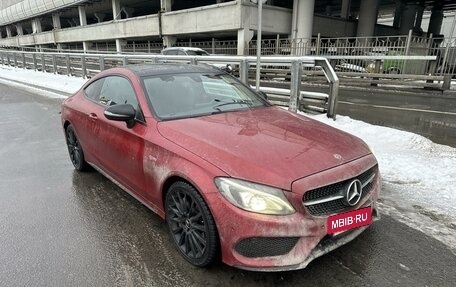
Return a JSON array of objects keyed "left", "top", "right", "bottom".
[{"left": 61, "top": 64, "right": 380, "bottom": 271}]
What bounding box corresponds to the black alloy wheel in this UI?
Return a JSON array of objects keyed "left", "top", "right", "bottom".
[
  {"left": 165, "top": 182, "right": 219, "bottom": 267},
  {"left": 65, "top": 125, "right": 90, "bottom": 171}
]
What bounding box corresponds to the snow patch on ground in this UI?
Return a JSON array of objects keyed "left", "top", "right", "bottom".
[{"left": 0, "top": 65, "right": 87, "bottom": 95}]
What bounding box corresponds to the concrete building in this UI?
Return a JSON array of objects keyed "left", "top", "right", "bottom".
[{"left": 0, "top": 0, "right": 455, "bottom": 54}]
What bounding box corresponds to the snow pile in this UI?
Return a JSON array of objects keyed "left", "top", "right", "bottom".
[
  {"left": 313, "top": 115, "right": 455, "bottom": 192},
  {"left": 0, "top": 65, "right": 87, "bottom": 95},
  {"left": 311, "top": 114, "right": 456, "bottom": 249}
]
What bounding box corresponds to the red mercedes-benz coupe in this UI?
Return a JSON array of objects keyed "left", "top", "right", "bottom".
[{"left": 61, "top": 64, "right": 380, "bottom": 271}]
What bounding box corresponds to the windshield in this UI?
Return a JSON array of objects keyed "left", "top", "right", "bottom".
[
  {"left": 142, "top": 73, "right": 268, "bottom": 120},
  {"left": 186, "top": 50, "right": 210, "bottom": 56}
]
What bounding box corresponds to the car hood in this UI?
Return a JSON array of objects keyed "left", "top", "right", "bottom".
[{"left": 157, "top": 106, "right": 371, "bottom": 190}]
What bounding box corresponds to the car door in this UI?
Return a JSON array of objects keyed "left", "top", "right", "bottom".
[
  {"left": 91, "top": 75, "right": 147, "bottom": 196},
  {"left": 74, "top": 77, "right": 106, "bottom": 165}
]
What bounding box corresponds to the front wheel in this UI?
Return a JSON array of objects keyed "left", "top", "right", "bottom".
[{"left": 165, "top": 181, "right": 219, "bottom": 267}]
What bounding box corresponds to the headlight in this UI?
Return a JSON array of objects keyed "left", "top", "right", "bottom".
[
  {"left": 367, "top": 143, "right": 376, "bottom": 156},
  {"left": 214, "top": 178, "right": 295, "bottom": 215}
]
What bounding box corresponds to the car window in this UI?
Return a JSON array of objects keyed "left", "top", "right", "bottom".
[
  {"left": 177, "top": 50, "right": 187, "bottom": 56},
  {"left": 163, "top": 50, "right": 178, "bottom": 55},
  {"left": 186, "top": 50, "right": 210, "bottom": 56},
  {"left": 84, "top": 78, "right": 105, "bottom": 101},
  {"left": 98, "top": 76, "right": 138, "bottom": 107},
  {"left": 142, "top": 73, "right": 268, "bottom": 120}
]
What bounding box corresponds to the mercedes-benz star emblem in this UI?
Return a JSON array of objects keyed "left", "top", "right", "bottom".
[{"left": 345, "top": 179, "right": 363, "bottom": 206}]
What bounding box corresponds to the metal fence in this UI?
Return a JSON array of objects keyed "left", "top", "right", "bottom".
[
  {"left": 0, "top": 49, "right": 339, "bottom": 118},
  {"left": 1, "top": 33, "right": 452, "bottom": 88}
]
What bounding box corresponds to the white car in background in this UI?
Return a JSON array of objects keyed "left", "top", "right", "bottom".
[
  {"left": 162, "top": 47, "right": 211, "bottom": 56},
  {"left": 161, "top": 47, "right": 232, "bottom": 73}
]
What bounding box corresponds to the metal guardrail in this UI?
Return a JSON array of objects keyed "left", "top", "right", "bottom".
[{"left": 0, "top": 49, "right": 340, "bottom": 119}]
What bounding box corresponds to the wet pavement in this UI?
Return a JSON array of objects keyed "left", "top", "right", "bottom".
[{"left": 0, "top": 83, "right": 455, "bottom": 286}]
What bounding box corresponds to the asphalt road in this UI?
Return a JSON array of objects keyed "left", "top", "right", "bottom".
[{"left": 0, "top": 83, "right": 455, "bottom": 287}]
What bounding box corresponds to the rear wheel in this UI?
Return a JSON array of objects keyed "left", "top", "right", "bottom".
[
  {"left": 165, "top": 181, "right": 219, "bottom": 267},
  {"left": 65, "top": 125, "right": 90, "bottom": 171}
]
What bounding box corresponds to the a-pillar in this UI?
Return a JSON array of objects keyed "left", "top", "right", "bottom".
[
  {"left": 237, "top": 28, "right": 253, "bottom": 55},
  {"left": 16, "top": 24, "right": 23, "bottom": 36},
  {"left": 32, "top": 18, "right": 42, "bottom": 33},
  {"left": 160, "top": 0, "right": 172, "bottom": 12},
  {"left": 52, "top": 13, "right": 61, "bottom": 29},
  {"left": 292, "top": 0, "right": 315, "bottom": 55},
  {"left": 6, "top": 26, "right": 12, "bottom": 38},
  {"left": 428, "top": 5, "right": 443, "bottom": 36},
  {"left": 78, "top": 6, "right": 87, "bottom": 26},
  {"left": 399, "top": 3, "right": 417, "bottom": 35},
  {"left": 112, "top": 0, "right": 121, "bottom": 20},
  {"left": 340, "top": 0, "right": 351, "bottom": 19},
  {"left": 356, "top": 0, "right": 379, "bottom": 37}
]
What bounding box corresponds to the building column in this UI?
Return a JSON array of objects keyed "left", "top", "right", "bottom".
[
  {"left": 121, "top": 7, "right": 135, "bottom": 18},
  {"left": 237, "top": 28, "right": 254, "bottom": 55},
  {"left": 292, "top": 0, "right": 315, "bottom": 55},
  {"left": 16, "top": 24, "right": 23, "bottom": 36},
  {"left": 399, "top": 3, "right": 417, "bottom": 35},
  {"left": 414, "top": 5, "right": 424, "bottom": 33},
  {"left": 428, "top": 5, "right": 443, "bottom": 36},
  {"left": 94, "top": 13, "right": 106, "bottom": 23},
  {"left": 52, "top": 13, "right": 61, "bottom": 29},
  {"left": 160, "top": 0, "right": 172, "bottom": 12},
  {"left": 162, "top": 36, "right": 176, "bottom": 48},
  {"left": 340, "top": 0, "right": 351, "bottom": 19},
  {"left": 83, "top": 41, "right": 91, "bottom": 51},
  {"left": 116, "top": 39, "right": 127, "bottom": 53},
  {"left": 32, "top": 18, "right": 42, "bottom": 33},
  {"left": 356, "top": 0, "right": 379, "bottom": 37},
  {"left": 112, "top": 0, "right": 121, "bottom": 20},
  {"left": 393, "top": 0, "right": 404, "bottom": 29},
  {"left": 6, "top": 26, "right": 12, "bottom": 38},
  {"left": 78, "top": 6, "right": 87, "bottom": 26}
]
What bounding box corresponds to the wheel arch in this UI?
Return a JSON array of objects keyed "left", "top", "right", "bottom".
[{"left": 63, "top": 120, "right": 71, "bottom": 130}]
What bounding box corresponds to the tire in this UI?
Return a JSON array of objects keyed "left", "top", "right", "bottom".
[
  {"left": 65, "top": 124, "right": 90, "bottom": 171},
  {"left": 165, "top": 181, "right": 219, "bottom": 267},
  {"left": 387, "top": 67, "right": 401, "bottom": 74}
]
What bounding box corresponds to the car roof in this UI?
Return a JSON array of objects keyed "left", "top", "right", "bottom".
[
  {"left": 162, "top": 47, "right": 205, "bottom": 52},
  {"left": 124, "top": 63, "right": 219, "bottom": 77}
]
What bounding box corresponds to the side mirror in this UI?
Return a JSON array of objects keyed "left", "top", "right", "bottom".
[
  {"left": 104, "top": 104, "right": 136, "bottom": 128},
  {"left": 224, "top": 64, "right": 233, "bottom": 74}
]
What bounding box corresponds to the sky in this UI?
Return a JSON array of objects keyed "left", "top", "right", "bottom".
[{"left": 0, "top": 64, "right": 455, "bottom": 253}]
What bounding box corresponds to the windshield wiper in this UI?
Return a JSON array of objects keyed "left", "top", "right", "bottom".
[{"left": 213, "top": 99, "right": 254, "bottom": 109}]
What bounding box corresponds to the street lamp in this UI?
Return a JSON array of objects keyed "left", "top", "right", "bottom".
[{"left": 251, "top": 0, "right": 267, "bottom": 91}]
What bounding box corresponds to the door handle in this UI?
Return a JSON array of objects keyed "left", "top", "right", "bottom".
[{"left": 89, "top": 113, "right": 98, "bottom": 120}]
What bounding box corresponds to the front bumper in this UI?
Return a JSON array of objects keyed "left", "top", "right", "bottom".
[{"left": 205, "top": 155, "right": 381, "bottom": 271}]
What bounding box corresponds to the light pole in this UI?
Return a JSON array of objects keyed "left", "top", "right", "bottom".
[{"left": 252, "top": 0, "right": 266, "bottom": 91}]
